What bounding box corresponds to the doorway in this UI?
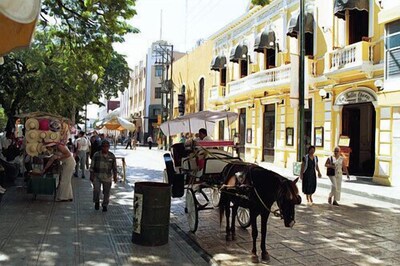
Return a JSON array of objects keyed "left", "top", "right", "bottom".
[
  {"left": 239, "top": 108, "right": 246, "bottom": 159},
  {"left": 263, "top": 104, "right": 275, "bottom": 162},
  {"left": 304, "top": 99, "right": 313, "bottom": 154},
  {"left": 342, "top": 103, "right": 376, "bottom": 176}
]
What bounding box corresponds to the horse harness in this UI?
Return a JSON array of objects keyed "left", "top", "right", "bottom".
[{"left": 221, "top": 163, "right": 285, "bottom": 219}]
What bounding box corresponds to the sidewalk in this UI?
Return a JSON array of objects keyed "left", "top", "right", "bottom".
[
  {"left": 0, "top": 175, "right": 210, "bottom": 266},
  {"left": 143, "top": 146, "right": 400, "bottom": 205},
  {"left": 259, "top": 162, "right": 400, "bottom": 205}
]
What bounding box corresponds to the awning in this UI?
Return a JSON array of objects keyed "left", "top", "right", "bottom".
[
  {"left": 210, "top": 55, "right": 227, "bottom": 71},
  {"left": 286, "top": 10, "right": 314, "bottom": 38},
  {"left": 334, "top": 0, "right": 369, "bottom": 20},
  {"left": 254, "top": 29, "right": 276, "bottom": 53},
  {"left": 0, "top": 0, "right": 41, "bottom": 56},
  {"left": 230, "top": 44, "right": 248, "bottom": 63}
]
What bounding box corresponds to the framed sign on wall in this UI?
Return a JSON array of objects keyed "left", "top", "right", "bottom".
[
  {"left": 314, "top": 127, "right": 324, "bottom": 147},
  {"left": 286, "top": 127, "right": 294, "bottom": 146}
]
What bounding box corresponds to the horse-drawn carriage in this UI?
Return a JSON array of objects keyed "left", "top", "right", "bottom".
[
  {"left": 160, "top": 111, "right": 250, "bottom": 233},
  {"left": 161, "top": 111, "right": 302, "bottom": 263}
]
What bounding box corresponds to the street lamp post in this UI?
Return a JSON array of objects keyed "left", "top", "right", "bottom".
[
  {"left": 297, "top": 0, "right": 306, "bottom": 161},
  {"left": 85, "top": 73, "right": 98, "bottom": 132}
]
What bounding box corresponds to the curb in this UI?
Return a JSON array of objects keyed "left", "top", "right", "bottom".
[{"left": 317, "top": 182, "right": 400, "bottom": 205}]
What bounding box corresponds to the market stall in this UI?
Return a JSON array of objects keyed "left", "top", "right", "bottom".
[{"left": 19, "top": 112, "right": 71, "bottom": 200}]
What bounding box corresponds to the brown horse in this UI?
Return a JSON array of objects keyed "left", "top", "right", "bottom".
[{"left": 219, "top": 162, "right": 301, "bottom": 263}]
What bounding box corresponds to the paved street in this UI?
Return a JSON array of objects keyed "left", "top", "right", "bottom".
[
  {"left": 119, "top": 146, "right": 400, "bottom": 266},
  {"left": 1, "top": 146, "right": 400, "bottom": 266}
]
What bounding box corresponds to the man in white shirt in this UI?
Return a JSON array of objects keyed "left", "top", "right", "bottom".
[
  {"left": 75, "top": 131, "right": 89, "bottom": 178},
  {"left": 198, "top": 128, "right": 212, "bottom": 141}
]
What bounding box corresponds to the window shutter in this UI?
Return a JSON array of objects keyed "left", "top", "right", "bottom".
[{"left": 387, "top": 48, "right": 400, "bottom": 78}]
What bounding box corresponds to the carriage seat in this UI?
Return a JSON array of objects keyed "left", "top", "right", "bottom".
[
  {"left": 171, "top": 143, "right": 190, "bottom": 168},
  {"left": 163, "top": 153, "right": 184, "bottom": 198}
]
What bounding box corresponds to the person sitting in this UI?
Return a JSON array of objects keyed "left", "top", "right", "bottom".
[{"left": 198, "top": 128, "right": 212, "bottom": 141}]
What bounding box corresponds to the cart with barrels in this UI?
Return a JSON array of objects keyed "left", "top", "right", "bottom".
[{"left": 160, "top": 111, "right": 251, "bottom": 233}]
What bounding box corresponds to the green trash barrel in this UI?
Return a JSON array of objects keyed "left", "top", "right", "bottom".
[{"left": 132, "top": 182, "right": 171, "bottom": 246}]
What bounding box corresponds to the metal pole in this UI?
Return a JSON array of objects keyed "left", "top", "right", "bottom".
[
  {"left": 169, "top": 45, "right": 174, "bottom": 149},
  {"left": 297, "top": 0, "right": 305, "bottom": 161},
  {"left": 164, "top": 50, "right": 169, "bottom": 151}
]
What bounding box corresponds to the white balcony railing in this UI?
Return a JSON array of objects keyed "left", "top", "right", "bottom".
[
  {"left": 227, "top": 64, "right": 291, "bottom": 97},
  {"left": 326, "top": 41, "right": 373, "bottom": 73},
  {"left": 209, "top": 86, "right": 218, "bottom": 100}
]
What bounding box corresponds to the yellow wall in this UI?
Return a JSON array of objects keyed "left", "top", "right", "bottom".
[
  {"left": 170, "top": 0, "right": 400, "bottom": 186},
  {"left": 172, "top": 40, "right": 214, "bottom": 116}
]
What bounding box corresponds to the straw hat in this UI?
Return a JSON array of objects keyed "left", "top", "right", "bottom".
[
  {"left": 26, "top": 130, "right": 40, "bottom": 143},
  {"left": 25, "top": 118, "right": 39, "bottom": 130},
  {"left": 26, "top": 143, "right": 39, "bottom": 157},
  {"left": 38, "top": 119, "right": 49, "bottom": 131},
  {"left": 37, "top": 143, "right": 47, "bottom": 154},
  {"left": 45, "top": 131, "right": 60, "bottom": 142},
  {"left": 39, "top": 131, "right": 47, "bottom": 139},
  {"left": 49, "top": 120, "right": 61, "bottom": 132}
]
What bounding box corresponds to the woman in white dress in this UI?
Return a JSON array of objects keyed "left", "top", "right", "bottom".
[
  {"left": 325, "top": 147, "right": 350, "bottom": 206},
  {"left": 42, "top": 143, "right": 76, "bottom": 201}
]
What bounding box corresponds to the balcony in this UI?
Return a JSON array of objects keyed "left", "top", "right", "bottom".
[
  {"left": 324, "top": 41, "right": 374, "bottom": 78},
  {"left": 209, "top": 85, "right": 226, "bottom": 103},
  {"left": 226, "top": 64, "right": 291, "bottom": 98}
]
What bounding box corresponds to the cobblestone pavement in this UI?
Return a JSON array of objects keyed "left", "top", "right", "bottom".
[
  {"left": 118, "top": 146, "right": 400, "bottom": 266},
  {"left": 0, "top": 148, "right": 209, "bottom": 266}
]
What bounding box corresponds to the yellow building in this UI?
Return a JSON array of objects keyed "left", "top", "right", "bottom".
[
  {"left": 172, "top": 40, "right": 214, "bottom": 117},
  {"left": 173, "top": 0, "right": 400, "bottom": 186}
]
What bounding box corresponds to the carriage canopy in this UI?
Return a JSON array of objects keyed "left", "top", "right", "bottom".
[{"left": 160, "top": 110, "right": 238, "bottom": 137}]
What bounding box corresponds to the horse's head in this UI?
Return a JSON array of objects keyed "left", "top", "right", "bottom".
[{"left": 276, "top": 177, "right": 301, "bottom": 228}]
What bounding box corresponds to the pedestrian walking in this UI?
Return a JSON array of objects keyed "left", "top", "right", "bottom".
[
  {"left": 147, "top": 136, "right": 153, "bottom": 150},
  {"left": 325, "top": 147, "right": 350, "bottom": 206},
  {"left": 300, "top": 145, "right": 322, "bottom": 206},
  {"left": 90, "top": 140, "right": 117, "bottom": 212},
  {"left": 125, "top": 135, "right": 132, "bottom": 149},
  {"left": 74, "top": 131, "right": 89, "bottom": 178}
]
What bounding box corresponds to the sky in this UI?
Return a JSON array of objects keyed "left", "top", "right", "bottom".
[
  {"left": 88, "top": 0, "right": 249, "bottom": 119},
  {"left": 113, "top": 0, "right": 249, "bottom": 68}
]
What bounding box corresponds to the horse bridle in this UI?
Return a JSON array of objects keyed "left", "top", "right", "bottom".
[{"left": 254, "top": 178, "right": 300, "bottom": 219}]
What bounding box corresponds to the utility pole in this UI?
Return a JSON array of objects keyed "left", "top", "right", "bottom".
[{"left": 297, "top": 0, "right": 305, "bottom": 161}]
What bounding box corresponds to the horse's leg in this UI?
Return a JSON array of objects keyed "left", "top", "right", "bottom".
[
  {"left": 225, "top": 198, "right": 232, "bottom": 241},
  {"left": 250, "top": 210, "right": 259, "bottom": 263},
  {"left": 260, "top": 212, "right": 270, "bottom": 262},
  {"left": 231, "top": 203, "right": 238, "bottom": 240}
]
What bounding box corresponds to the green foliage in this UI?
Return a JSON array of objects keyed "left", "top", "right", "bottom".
[
  {"left": 0, "top": 108, "right": 6, "bottom": 131},
  {"left": 251, "top": 0, "right": 270, "bottom": 7},
  {"left": 0, "top": 0, "right": 137, "bottom": 126}
]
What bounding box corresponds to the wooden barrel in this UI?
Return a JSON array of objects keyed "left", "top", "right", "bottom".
[{"left": 132, "top": 182, "right": 171, "bottom": 246}]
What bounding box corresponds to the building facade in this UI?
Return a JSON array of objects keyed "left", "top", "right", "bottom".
[
  {"left": 172, "top": 40, "right": 215, "bottom": 118},
  {"left": 172, "top": 0, "right": 399, "bottom": 186}
]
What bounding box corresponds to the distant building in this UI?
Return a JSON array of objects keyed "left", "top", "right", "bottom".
[{"left": 144, "top": 41, "right": 185, "bottom": 141}]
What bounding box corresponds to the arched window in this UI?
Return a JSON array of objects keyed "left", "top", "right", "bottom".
[{"left": 199, "top": 78, "right": 205, "bottom": 111}]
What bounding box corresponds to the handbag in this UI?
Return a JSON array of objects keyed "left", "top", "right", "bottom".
[{"left": 326, "top": 156, "right": 335, "bottom": 176}]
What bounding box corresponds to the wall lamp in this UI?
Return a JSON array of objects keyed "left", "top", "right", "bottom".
[
  {"left": 374, "top": 79, "right": 384, "bottom": 91},
  {"left": 277, "top": 99, "right": 285, "bottom": 105},
  {"left": 319, "top": 89, "right": 330, "bottom": 100},
  {"left": 322, "top": 26, "right": 331, "bottom": 33}
]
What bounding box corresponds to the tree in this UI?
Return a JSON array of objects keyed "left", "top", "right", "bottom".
[{"left": 0, "top": 0, "right": 137, "bottom": 129}]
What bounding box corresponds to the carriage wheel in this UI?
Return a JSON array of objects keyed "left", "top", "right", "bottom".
[
  {"left": 237, "top": 207, "right": 251, "bottom": 228},
  {"left": 186, "top": 188, "right": 198, "bottom": 233},
  {"left": 210, "top": 187, "right": 220, "bottom": 208}
]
